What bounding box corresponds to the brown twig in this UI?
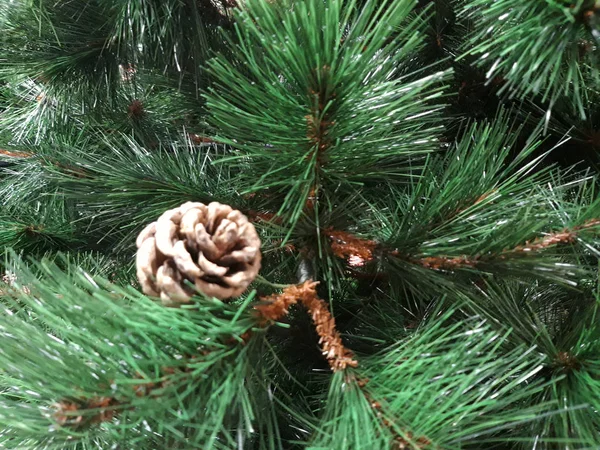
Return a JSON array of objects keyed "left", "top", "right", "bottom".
[
  {"left": 0, "top": 148, "right": 92, "bottom": 181},
  {"left": 304, "top": 65, "right": 336, "bottom": 212},
  {"left": 0, "top": 149, "right": 33, "bottom": 158},
  {"left": 188, "top": 133, "right": 217, "bottom": 145},
  {"left": 412, "top": 219, "right": 600, "bottom": 269},
  {"left": 306, "top": 66, "right": 334, "bottom": 168},
  {"left": 328, "top": 218, "right": 600, "bottom": 272},
  {"left": 254, "top": 280, "right": 317, "bottom": 323},
  {"left": 302, "top": 291, "right": 358, "bottom": 371},
  {"left": 255, "top": 281, "right": 357, "bottom": 371},
  {"left": 502, "top": 218, "right": 600, "bottom": 256},
  {"left": 413, "top": 255, "right": 476, "bottom": 271},
  {"left": 52, "top": 363, "right": 195, "bottom": 429}
]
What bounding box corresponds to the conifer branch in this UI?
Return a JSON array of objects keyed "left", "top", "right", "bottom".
[
  {"left": 326, "top": 217, "right": 600, "bottom": 272},
  {"left": 411, "top": 217, "right": 600, "bottom": 268},
  {"left": 206, "top": 0, "right": 449, "bottom": 228},
  {"left": 51, "top": 358, "right": 212, "bottom": 431},
  {"left": 48, "top": 277, "right": 360, "bottom": 432},
  {"left": 2, "top": 0, "right": 600, "bottom": 446},
  {"left": 354, "top": 376, "right": 433, "bottom": 449},
  {"left": 459, "top": 0, "right": 598, "bottom": 116},
  {"left": 0, "top": 147, "right": 92, "bottom": 178}
]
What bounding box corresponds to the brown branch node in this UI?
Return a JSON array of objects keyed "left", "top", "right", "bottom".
[
  {"left": 327, "top": 228, "right": 377, "bottom": 267},
  {"left": 392, "top": 433, "right": 432, "bottom": 450},
  {"left": 188, "top": 133, "right": 217, "bottom": 145},
  {"left": 247, "top": 210, "right": 279, "bottom": 223},
  {"left": 554, "top": 351, "right": 582, "bottom": 372},
  {"left": 53, "top": 396, "right": 119, "bottom": 429},
  {"left": 128, "top": 99, "right": 145, "bottom": 119}
]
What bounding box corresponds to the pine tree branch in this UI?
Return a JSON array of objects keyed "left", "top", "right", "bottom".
[
  {"left": 455, "top": 282, "right": 600, "bottom": 446},
  {"left": 310, "top": 310, "right": 554, "bottom": 449},
  {"left": 353, "top": 376, "right": 433, "bottom": 450},
  {"left": 325, "top": 218, "right": 600, "bottom": 274},
  {"left": 50, "top": 349, "right": 240, "bottom": 432},
  {"left": 0, "top": 256, "right": 284, "bottom": 448},
  {"left": 206, "top": 0, "right": 450, "bottom": 228}
]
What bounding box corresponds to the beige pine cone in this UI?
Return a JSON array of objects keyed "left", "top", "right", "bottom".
[{"left": 136, "top": 202, "right": 261, "bottom": 304}]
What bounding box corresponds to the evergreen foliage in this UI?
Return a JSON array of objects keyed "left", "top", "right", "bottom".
[
  {"left": 1, "top": 0, "right": 600, "bottom": 448},
  {"left": 459, "top": 0, "right": 599, "bottom": 118}
]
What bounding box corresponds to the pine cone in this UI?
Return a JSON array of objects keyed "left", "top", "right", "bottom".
[{"left": 136, "top": 202, "right": 261, "bottom": 304}]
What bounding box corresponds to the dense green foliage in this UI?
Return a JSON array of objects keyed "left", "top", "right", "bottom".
[{"left": 1, "top": 0, "right": 600, "bottom": 448}]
